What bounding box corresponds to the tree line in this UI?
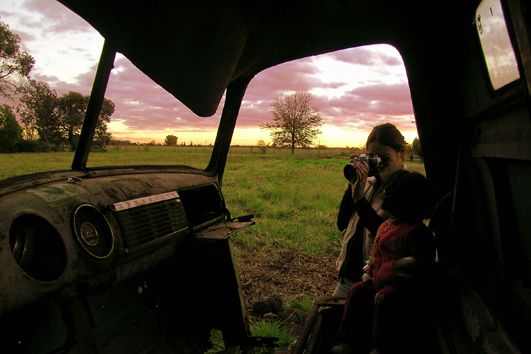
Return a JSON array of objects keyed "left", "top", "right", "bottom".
[{"left": 0, "top": 21, "right": 114, "bottom": 153}]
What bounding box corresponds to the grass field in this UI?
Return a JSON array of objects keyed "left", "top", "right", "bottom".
[{"left": 0, "top": 146, "right": 425, "bottom": 255}]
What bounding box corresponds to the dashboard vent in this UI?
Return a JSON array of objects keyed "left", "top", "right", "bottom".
[
  {"left": 10, "top": 215, "right": 66, "bottom": 281},
  {"left": 112, "top": 192, "right": 188, "bottom": 252},
  {"left": 73, "top": 204, "right": 115, "bottom": 259}
]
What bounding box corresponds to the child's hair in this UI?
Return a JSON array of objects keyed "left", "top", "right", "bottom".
[{"left": 381, "top": 170, "right": 434, "bottom": 221}]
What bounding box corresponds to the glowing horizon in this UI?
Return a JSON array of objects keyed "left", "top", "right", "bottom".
[{"left": 107, "top": 123, "right": 419, "bottom": 148}]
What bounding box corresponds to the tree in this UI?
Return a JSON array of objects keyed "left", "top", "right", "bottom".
[
  {"left": 0, "top": 104, "right": 22, "bottom": 152},
  {"left": 165, "top": 134, "right": 178, "bottom": 146},
  {"left": 412, "top": 137, "right": 423, "bottom": 160},
  {"left": 18, "top": 81, "right": 115, "bottom": 150},
  {"left": 56, "top": 92, "right": 115, "bottom": 150},
  {"left": 56, "top": 91, "right": 86, "bottom": 150},
  {"left": 405, "top": 143, "right": 414, "bottom": 161},
  {"left": 0, "top": 21, "right": 34, "bottom": 99},
  {"left": 257, "top": 139, "right": 266, "bottom": 154},
  {"left": 93, "top": 98, "right": 114, "bottom": 150},
  {"left": 17, "top": 79, "right": 60, "bottom": 144},
  {"left": 261, "top": 91, "right": 324, "bottom": 153}
]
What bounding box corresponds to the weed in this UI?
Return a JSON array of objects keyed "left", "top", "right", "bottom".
[
  {"left": 204, "top": 329, "right": 225, "bottom": 353},
  {"left": 288, "top": 296, "right": 314, "bottom": 312},
  {"left": 203, "top": 319, "right": 299, "bottom": 354},
  {"left": 250, "top": 319, "right": 298, "bottom": 353}
]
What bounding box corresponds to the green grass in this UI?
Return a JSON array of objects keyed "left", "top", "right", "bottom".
[
  {"left": 205, "top": 295, "right": 313, "bottom": 354},
  {"left": 223, "top": 152, "right": 425, "bottom": 255},
  {"left": 205, "top": 318, "right": 299, "bottom": 354},
  {"left": 287, "top": 296, "right": 314, "bottom": 312},
  {"left": 223, "top": 156, "right": 347, "bottom": 254},
  {"left": 0, "top": 151, "right": 74, "bottom": 178},
  {"left": 250, "top": 319, "right": 298, "bottom": 353}
]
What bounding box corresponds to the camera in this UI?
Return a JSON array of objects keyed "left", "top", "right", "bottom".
[{"left": 343, "top": 153, "right": 383, "bottom": 183}]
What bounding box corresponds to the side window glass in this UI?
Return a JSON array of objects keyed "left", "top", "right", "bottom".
[{"left": 476, "top": 0, "right": 520, "bottom": 90}]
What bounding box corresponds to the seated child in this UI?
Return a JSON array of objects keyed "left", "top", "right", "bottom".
[{"left": 331, "top": 170, "right": 436, "bottom": 354}]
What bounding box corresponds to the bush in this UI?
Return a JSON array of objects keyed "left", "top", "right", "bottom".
[
  {"left": 0, "top": 105, "right": 22, "bottom": 152},
  {"left": 15, "top": 140, "right": 54, "bottom": 152}
]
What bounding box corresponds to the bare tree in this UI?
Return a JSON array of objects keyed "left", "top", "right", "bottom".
[{"left": 261, "top": 91, "right": 324, "bottom": 153}]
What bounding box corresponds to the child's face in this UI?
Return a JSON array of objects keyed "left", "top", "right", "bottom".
[{"left": 366, "top": 142, "right": 405, "bottom": 182}]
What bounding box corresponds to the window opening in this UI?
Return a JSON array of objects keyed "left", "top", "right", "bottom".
[{"left": 475, "top": 0, "right": 520, "bottom": 90}]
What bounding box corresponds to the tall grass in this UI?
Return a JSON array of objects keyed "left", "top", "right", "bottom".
[
  {"left": 0, "top": 152, "right": 74, "bottom": 178},
  {"left": 223, "top": 154, "right": 348, "bottom": 254},
  {"left": 223, "top": 150, "right": 425, "bottom": 255},
  {"left": 0, "top": 146, "right": 349, "bottom": 180}
]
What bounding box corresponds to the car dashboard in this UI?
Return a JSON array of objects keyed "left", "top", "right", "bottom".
[{"left": 0, "top": 168, "right": 253, "bottom": 353}]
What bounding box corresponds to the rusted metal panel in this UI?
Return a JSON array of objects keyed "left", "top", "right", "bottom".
[{"left": 471, "top": 107, "right": 531, "bottom": 160}]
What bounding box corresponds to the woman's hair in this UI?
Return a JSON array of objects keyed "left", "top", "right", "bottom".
[
  {"left": 381, "top": 170, "right": 434, "bottom": 221},
  {"left": 366, "top": 123, "right": 406, "bottom": 152}
]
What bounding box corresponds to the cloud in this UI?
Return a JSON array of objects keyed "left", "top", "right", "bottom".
[
  {"left": 330, "top": 46, "right": 403, "bottom": 67},
  {"left": 236, "top": 59, "right": 321, "bottom": 127},
  {"left": 22, "top": 0, "right": 92, "bottom": 34},
  {"left": 244, "top": 59, "right": 318, "bottom": 100},
  {"left": 1, "top": 0, "right": 418, "bottom": 146},
  {"left": 44, "top": 51, "right": 415, "bottom": 139}
]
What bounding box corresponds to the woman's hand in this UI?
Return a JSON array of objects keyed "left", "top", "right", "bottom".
[{"left": 349, "top": 155, "right": 369, "bottom": 201}]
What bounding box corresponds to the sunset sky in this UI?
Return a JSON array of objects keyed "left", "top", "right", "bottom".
[{"left": 0, "top": 0, "right": 419, "bottom": 148}]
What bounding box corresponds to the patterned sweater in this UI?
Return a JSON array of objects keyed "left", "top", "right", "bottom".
[{"left": 368, "top": 218, "right": 436, "bottom": 291}]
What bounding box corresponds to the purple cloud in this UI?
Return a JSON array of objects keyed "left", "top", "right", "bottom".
[{"left": 331, "top": 46, "right": 403, "bottom": 67}]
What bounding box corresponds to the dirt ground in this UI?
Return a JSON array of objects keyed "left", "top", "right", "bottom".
[
  {"left": 234, "top": 245, "right": 338, "bottom": 306},
  {"left": 233, "top": 243, "right": 338, "bottom": 341}
]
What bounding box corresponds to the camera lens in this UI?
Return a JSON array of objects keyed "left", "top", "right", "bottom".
[{"left": 343, "top": 164, "right": 357, "bottom": 183}]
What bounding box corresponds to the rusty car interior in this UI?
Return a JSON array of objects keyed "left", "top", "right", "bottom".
[{"left": 0, "top": 0, "right": 530, "bottom": 353}]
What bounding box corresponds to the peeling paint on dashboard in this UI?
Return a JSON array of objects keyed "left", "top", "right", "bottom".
[
  {"left": 27, "top": 183, "right": 90, "bottom": 208},
  {"left": 102, "top": 178, "right": 154, "bottom": 200}
]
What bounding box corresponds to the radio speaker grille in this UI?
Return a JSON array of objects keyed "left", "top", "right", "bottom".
[{"left": 115, "top": 198, "right": 188, "bottom": 252}]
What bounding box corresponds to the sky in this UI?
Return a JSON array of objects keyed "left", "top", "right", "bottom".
[{"left": 0, "top": 0, "right": 418, "bottom": 148}]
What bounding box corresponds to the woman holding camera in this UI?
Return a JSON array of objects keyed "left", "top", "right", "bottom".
[{"left": 333, "top": 123, "right": 407, "bottom": 297}]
